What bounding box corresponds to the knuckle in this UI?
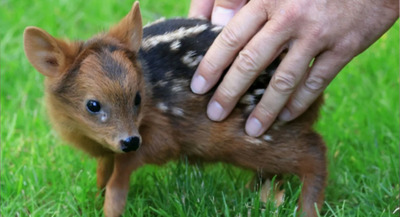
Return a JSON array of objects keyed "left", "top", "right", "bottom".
[
  {"left": 271, "top": 71, "right": 297, "bottom": 94},
  {"left": 307, "top": 24, "right": 328, "bottom": 42},
  {"left": 274, "top": 4, "right": 302, "bottom": 26},
  {"left": 289, "top": 97, "right": 307, "bottom": 112},
  {"left": 219, "top": 26, "right": 241, "bottom": 48},
  {"left": 236, "top": 49, "right": 259, "bottom": 74},
  {"left": 284, "top": 5, "right": 301, "bottom": 21},
  {"left": 333, "top": 36, "right": 361, "bottom": 59},
  {"left": 304, "top": 75, "right": 326, "bottom": 93},
  {"left": 200, "top": 56, "right": 220, "bottom": 75},
  {"left": 254, "top": 103, "right": 276, "bottom": 123},
  {"left": 217, "top": 85, "right": 239, "bottom": 104}
]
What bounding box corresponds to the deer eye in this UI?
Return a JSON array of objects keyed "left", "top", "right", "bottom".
[
  {"left": 134, "top": 92, "right": 141, "bottom": 106},
  {"left": 86, "top": 100, "right": 101, "bottom": 113}
]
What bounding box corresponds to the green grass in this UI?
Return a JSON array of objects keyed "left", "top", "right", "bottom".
[{"left": 1, "top": 0, "right": 399, "bottom": 216}]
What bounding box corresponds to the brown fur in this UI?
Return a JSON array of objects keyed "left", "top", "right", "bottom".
[{"left": 23, "top": 2, "right": 327, "bottom": 217}]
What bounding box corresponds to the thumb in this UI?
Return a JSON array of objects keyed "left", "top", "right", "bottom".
[
  {"left": 212, "top": 0, "right": 247, "bottom": 26},
  {"left": 189, "top": 0, "right": 215, "bottom": 19}
]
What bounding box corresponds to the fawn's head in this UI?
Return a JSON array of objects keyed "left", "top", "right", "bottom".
[{"left": 24, "top": 2, "right": 146, "bottom": 153}]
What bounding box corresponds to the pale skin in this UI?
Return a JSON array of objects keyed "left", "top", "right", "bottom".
[{"left": 189, "top": 0, "right": 399, "bottom": 137}]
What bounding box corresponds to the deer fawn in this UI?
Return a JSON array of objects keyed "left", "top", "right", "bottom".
[{"left": 23, "top": 2, "right": 327, "bottom": 217}]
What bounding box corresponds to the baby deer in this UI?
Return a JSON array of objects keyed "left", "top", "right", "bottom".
[{"left": 24, "top": 2, "right": 327, "bottom": 217}]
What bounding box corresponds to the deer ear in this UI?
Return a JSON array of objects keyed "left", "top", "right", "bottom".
[
  {"left": 109, "top": 1, "right": 143, "bottom": 53},
  {"left": 24, "top": 27, "right": 71, "bottom": 77}
]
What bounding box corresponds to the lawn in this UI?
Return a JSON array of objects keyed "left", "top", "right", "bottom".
[{"left": 1, "top": 0, "right": 399, "bottom": 216}]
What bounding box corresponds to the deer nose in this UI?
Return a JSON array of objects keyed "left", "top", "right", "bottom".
[{"left": 120, "top": 136, "right": 141, "bottom": 152}]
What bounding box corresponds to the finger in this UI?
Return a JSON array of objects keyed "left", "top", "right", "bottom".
[
  {"left": 206, "top": 25, "right": 290, "bottom": 121},
  {"left": 245, "top": 42, "right": 318, "bottom": 137},
  {"left": 191, "top": 0, "right": 268, "bottom": 95},
  {"left": 188, "top": 0, "right": 215, "bottom": 19},
  {"left": 211, "top": 0, "right": 247, "bottom": 26},
  {"left": 278, "top": 51, "right": 349, "bottom": 121}
]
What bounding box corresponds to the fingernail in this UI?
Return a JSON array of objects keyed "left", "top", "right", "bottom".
[
  {"left": 211, "top": 6, "right": 235, "bottom": 26},
  {"left": 245, "top": 117, "right": 263, "bottom": 137},
  {"left": 207, "top": 100, "right": 225, "bottom": 121},
  {"left": 191, "top": 74, "right": 207, "bottom": 94},
  {"left": 278, "top": 108, "right": 291, "bottom": 121}
]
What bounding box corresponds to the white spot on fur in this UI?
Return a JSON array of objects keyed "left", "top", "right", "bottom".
[
  {"left": 165, "top": 71, "right": 173, "bottom": 78},
  {"left": 143, "top": 17, "right": 166, "bottom": 27},
  {"left": 171, "top": 79, "right": 189, "bottom": 93},
  {"left": 240, "top": 94, "right": 255, "bottom": 105},
  {"left": 154, "top": 80, "right": 168, "bottom": 87},
  {"left": 174, "top": 79, "right": 189, "bottom": 86},
  {"left": 171, "top": 107, "right": 184, "bottom": 117},
  {"left": 211, "top": 25, "right": 223, "bottom": 32},
  {"left": 181, "top": 51, "right": 203, "bottom": 68},
  {"left": 171, "top": 85, "right": 184, "bottom": 92},
  {"left": 271, "top": 121, "right": 285, "bottom": 130},
  {"left": 245, "top": 136, "right": 263, "bottom": 145},
  {"left": 244, "top": 104, "right": 256, "bottom": 114},
  {"left": 170, "top": 40, "right": 181, "bottom": 51},
  {"left": 142, "top": 24, "right": 209, "bottom": 50},
  {"left": 157, "top": 102, "right": 169, "bottom": 112},
  {"left": 100, "top": 113, "right": 108, "bottom": 123},
  {"left": 263, "top": 134, "right": 273, "bottom": 142},
  {"left": 188, "top": 16, "right": 208, "bottom": 20},
  {"left": 253, "top": 89, "right": 265, "bottom": 96}
]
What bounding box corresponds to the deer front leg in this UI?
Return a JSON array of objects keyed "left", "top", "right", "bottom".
[
  {"left": 246, "top": 172, "right": 285, "bottom": 206},
  {"left": 260, "top": 178, "right": 285, "bottom": 206},
  {"left": 103, "top": 153, "right": 143, "bottom": 217},
  {"left": 97, "top": 155, "right": 114, "bottom": 190}
]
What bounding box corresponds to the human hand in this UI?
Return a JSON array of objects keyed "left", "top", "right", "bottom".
[
  {"left": 188, "top": 0, "right": 247, "bottom": 26},
  {"left": 189, "top": 0, "right": 399, "bottom": 137}
]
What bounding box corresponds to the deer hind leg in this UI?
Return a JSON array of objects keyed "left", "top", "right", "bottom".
[{"left": 298, "top": 132, "right": 327, "bottom": 217}]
